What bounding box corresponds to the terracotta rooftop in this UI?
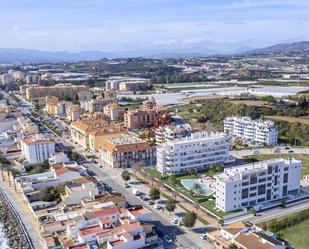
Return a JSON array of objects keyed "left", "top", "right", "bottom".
[
  {"left": 235, "top": 232, "right": 276, "bottom": 249},
  {"left": 54, "top": 166, "right": 80, "bottom": 176},
  {"left": 222, "top": 221, "right": 245, "bottom": 235}
]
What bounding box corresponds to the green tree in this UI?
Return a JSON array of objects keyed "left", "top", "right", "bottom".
[
  {"left": 167, "top": 175, "right": 177, "bottom": 186},
  {"left": 121, "top": 170, "right": 131, "bottom": 182},
  {"left": 228, "top": 243, "right": 238, "bottom": 249},
  {"left": 149, "top": 187, "right": 160, "bottom": 201},
  {"left": 192, "top": 183, "right": 202, "bottom": 196},
  {"left": 188, "top": 168, "right": 197, "bottom": 176},
  {"left": 182, "top": 211, "right": 197, "bottom": 228},
  {"left": 251, "top": 208, "right": 257, "bottom": 216},
  {"left": 218, "top": 219, "right": 224, "bottom": 226},
  {"left": 165, "top": 199, "right": 176, "bottom": 215}
]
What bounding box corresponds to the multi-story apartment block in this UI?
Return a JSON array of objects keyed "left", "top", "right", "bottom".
[
  {"left": 80, "top": 98, "right": 114, "bottom": 113},
  {"left": 20, "top": 134, "right": 55, "bottom": 165},
  {"left": 70, "top": 117, "right": 123, "bottom": 150},
  {"left": 224, "top": 116, "right": 278, "bottom": 146},
  {"left": 106, "top": 77, "right": 151, "bottom": 91},
  {"left": 124, "top": 108, "right": 171, "bottom": 129},
  {"left": 67, "top": 105, "right": 82, "bottom": 122},
  {"left": 103, "top": 103, "right": 125, "bottom": 121},
  {"left": 99, "top": 133, "right": 156, "bottom": 168},
  {"left": 215, "top": 158, "right": 301, "bottom": 212},
  {"left": 156, "top": 132, "right": 231, "bottom": 174},
  {"left": 23, "top": 83, "right": 88, "bottom": 100},
  {"left": 155, "top": 124, "right": 192, "bottom": 145}
]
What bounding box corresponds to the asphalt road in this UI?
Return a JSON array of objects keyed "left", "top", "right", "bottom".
[{"left": 82, "top": 162, "right": 203, "bottom": 249}]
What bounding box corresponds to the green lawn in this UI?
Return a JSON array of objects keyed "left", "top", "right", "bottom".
[
  {"left": 145, "top": 167, "right": 235, "bottom": 218},
  {"left": 244, "top": 153, "right": 309, "bottom": 177},
  {"left": 278, "top": 219, "right": 309, "bottom": 249},
  {"left": 144, "top": 167, "right": 162, "bottom": 179}
]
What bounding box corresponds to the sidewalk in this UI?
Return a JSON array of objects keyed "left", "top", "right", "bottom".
[{"left": 0, "top": 173, "right": 44, "bottom": 249}]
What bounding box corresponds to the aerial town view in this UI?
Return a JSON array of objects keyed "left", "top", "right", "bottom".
[{"left": 1, "top": 1, "right": 309, "bottom": 249}]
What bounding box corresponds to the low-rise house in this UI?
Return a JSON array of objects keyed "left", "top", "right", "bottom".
[
  {"left": 0, "top": 106, "right": 22, "bottom": 132},
  {"left": 81, "top": 193, "right": 126, "bottom": 209},
  {"left": 207, "top": 222, "right": 286, "bottom": 249},
  {"left": 61, "top": 177, "right": 99, "bottom": 206},
  {"left": 49, "top": 152, "right": 70, "bottom": 165}
]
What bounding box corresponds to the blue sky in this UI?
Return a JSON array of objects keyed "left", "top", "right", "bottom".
[{"left": 1, "top": 0, "right": 309, "bottom": 52}]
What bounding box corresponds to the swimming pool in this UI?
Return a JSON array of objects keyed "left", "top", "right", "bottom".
[{"left": 180, "top": 179, "right": 215, "bottom": 196}]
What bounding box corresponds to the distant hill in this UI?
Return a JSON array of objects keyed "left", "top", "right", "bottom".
[
  {"left": 0, "top": 48, "right": 117, "bottom": 63},
  {"left": 1, "top": 41, "right": 309, "bottom": 63},
  {"left": 243, "top": 41, "right": 309, "bottom": 54}
]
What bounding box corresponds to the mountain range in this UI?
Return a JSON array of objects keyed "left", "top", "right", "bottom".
[{"left": 0, "top": 41, "right": 309, "bottom": 63}]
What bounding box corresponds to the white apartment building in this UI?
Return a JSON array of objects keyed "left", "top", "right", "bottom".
[
  {"left": 155, "top": 124, "right": 192, "bottom": 145},
  {"left": 156, "top": 132, "right": 231, "bottom": 174},
  {"left": 215, "top": 158, "right": 301, "bottom": 212},
  {"left": 224, "top": 116, "right": 278, "bottom": 146},
  {"left": 20, "top": 134, "right": 55, "bottom": 165}
]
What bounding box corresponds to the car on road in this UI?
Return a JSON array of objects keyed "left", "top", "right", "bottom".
[
  {"left": 288, "top": 150, "right": 294, "bottom": 153},
  {"left": 140, "top": 195, "right": 148, "bottom": 201},
  {"left": 170, "top": 217, "right": 178, "bottom": 224},
  {"left": 148, "top": 200, "right": 154, "bottom": 205},
  {"left": 163, "top": 235, "right": 173, "bottom": 244},
  {"left": 86, "top": 170, "right": 96, "bottom": 176},
  {"left": 124, "top": 183, "right": 130, "bottom": 188},
  {"left": 200, "top": 234, "right": 207, "bottom": 240},
  {"left": 154, "top": 204, "right": 162, "bottom": 210}
]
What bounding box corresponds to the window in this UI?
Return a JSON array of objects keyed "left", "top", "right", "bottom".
[
  {"left": 258, "top": 184, "right": 266, "bottom": 195},
  {"left": 267, "top": 189, "right": 271, "bottom": 200},
  {"left": 267, "top": 166, "right": 273, "bottom": 174},
  {"left": 258, "top": 178, "right": 266, "bottom": 183},
  {"left": 241, "top": 188, "right": 249, "bottom": 199},
  {"left": 283, "top": 185, "right": 288, "bottom": 196},
  {"left": 257, "top": 198, "right": 265, "bottom": 203},
  {"left": 250, "top": 186, "right": 257, "bottom": 191},
  {"left": 242, "top": 181, "right": 249, "bottom": 187},
  {"left": 283, "top": 173, "right": 288, "bottom": 184},
  {"left": 250, "top": 174, "right": 257, "bottom": 184}
]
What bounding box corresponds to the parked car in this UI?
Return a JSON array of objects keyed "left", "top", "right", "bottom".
[
  {"left": 124, "top": 183, "right": 130, "bottom": 188},
  {"left": 148, "top": 200, "right": 154, "bottom": 205},
  {"left": 200, "top": 234, "right": 207, "bottom": 240},
  {"left": 163, "top": 235, "right": 173, "bottom": 244},
  {"left": 154, "top": 204, "right": 162, "bottom": 210},
  {"left": 170, "top": 217, "right": 178, "bottom": 224},
  {"left": 132, "top": 189, "right": 141, "bottom": 196}
]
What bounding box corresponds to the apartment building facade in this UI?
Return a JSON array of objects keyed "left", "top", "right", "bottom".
[
  {"left": 103, "top": 103, "right": 125, "bottom": 121},
  {"left": 99, "top": 133, "right": 156, "bottom": 168},
  {"left": 224, "top": 116, "right": 278, "bottom": 146},
  {"left": 24, "top": 83, "right": 88, "bottom": 100},
  {"left": 215, "top": 158, "right": 301, "bottom": 212},
  {"left": 155, "top": 124, "right": 192, "bottom": 145},
  {"left": 124, "top": 108, "right": 171, "bottom": 129},
  {"left": 156, "top": 132, "right": 231, "bottom": 174},
  {"left": 20, "top": 134, "right": 55, "bottom": 165}
]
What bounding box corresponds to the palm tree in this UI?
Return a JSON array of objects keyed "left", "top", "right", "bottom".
[
  {"left": 188, "top": 168, "right": 197, "bottom": 176},
  {"left": 192, "top": 183, "right": 202, "bottom": 196}
]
